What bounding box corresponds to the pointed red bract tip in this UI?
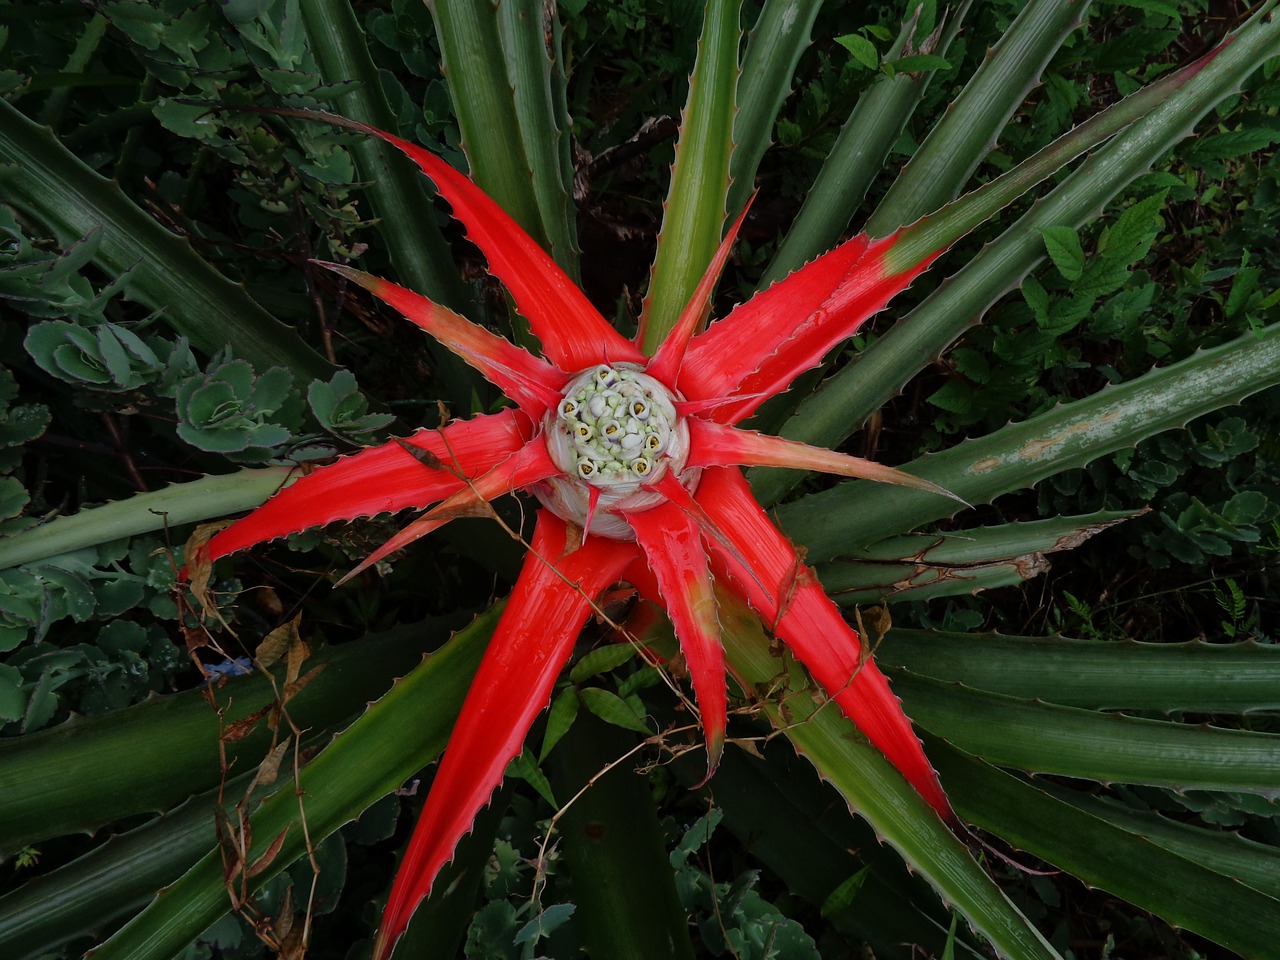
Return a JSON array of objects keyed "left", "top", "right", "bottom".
[
  {"left": 627, "top": 500, "right": 727, "bottom": 785},
  {"left": 373, "top": 513, "right": 637, "bottom": 958}
]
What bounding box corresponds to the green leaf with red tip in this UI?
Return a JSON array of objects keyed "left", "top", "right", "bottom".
[
  {"left": 627, "top": 501, "right": 726, "bottom": 779},
  {"left": 646, "top": 196, "right": 753, "bottom": 387},
  {"left": 715, "top": 590, "right": 1063, "bottom": 960},
  {"left": 317, "top": 263, "right": 567, "bottom": 412},
  {"left": 680, "top": 232, "right": 941, "bottom": 424},
  {"left": 753, "top": 6, "right": 1280, "bottom": 507},
  {"left": 373, "top": 513, "right": 636, "bottom": 960},
  {"left": 695, "top": 467, "right": 952, "bottom": 819},
  {"left": 205, "top": 411, "right": 531, "bottom": 562}
]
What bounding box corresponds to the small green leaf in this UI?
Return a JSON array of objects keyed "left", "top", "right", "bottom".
[
  {"left": 884, "top": 53, "right": 951, "bottom": 75},
  {"left": 835, "top": 33, "right": 879, "bottom": 70},
  {"left": 1185, "top": 127, "right": 1280, "bottom": 162},
  {"left": 539, "top": 686, "right": 580, "bottom": 761},
  {"left": 579, "top": 686, "right": 651, "bottom": 735},
  {"left": 1099, "top": 190, "right": 1166, "bottom": 263},
  {"left": 506, "top": 747, "right": 557, "bottom": 807},
  {"left": 569, "top": 643, "right": 636, "bottom": 682},
  {"left": 1022, "top": 276, "right": 1051, "bottom": 325},
  {"left": 0, "top": 662, "right": 24, "bottom": 721},
  {"left": 1038, "top": 226, "right": 1085, "bottom": 281},
  {"left": 513, "top": 903, "right": 575, "bottom": 945},
  {"left": 820, "top": 865, "right": 871, "bottom": 919}
]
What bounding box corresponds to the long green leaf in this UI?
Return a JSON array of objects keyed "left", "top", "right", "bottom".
[
  {"left": 86, "top": 606, "right": 497, "bottom": 960},
  {"left": 495, "top": 0, "right": 579, "bottom": 274},
  {"left": 0, "top": 783, "right": 245, "bottom": 960},
  {"left": 0, "top": 618, "right": 452, "bottom": 852},
  {"left": 717, "top": 593, "right": 1062, "bottom": 960},
  {"left": 849, "top": 510, "right": 1135, "bottom": 564},
  {"left": 753, "top": 4, "right": 1280, "bottom": 505},
  {"left": 638, "top": 0, "right": 742, "bottom": 352},
  {"left": 898, "top": 671, "right": 1280, "bottom": 794},
  {"left": 428, "top": 0, "right": 574, "bottom": 270},
  {"left": 866, "top": 0, "right": 1087, "bottom": 235},
  {"left": 298, "top": 0, "right": 465, "bottom": 309},
  {"left": 0, "top": 467, "right": 293, "bottom": 570},
  {"left": 299, "top": 0, "right": 483, "bottom": 409},
  {"left": 1043, "top": 786, "right": 1280, "bottom": 901},
  {"left": 0, "top": 99, "right": 334, "bottom": 382},
  {"left": 819, "top": 511, "right": 1134, "bottom": 603},
  {"left": 726, "top": 0, "right": 823, "bottom": 221},
  {"left": 547, "top": 711, "right": 696, "bottom": 960},
  {"left": 763, "top": 1, "right": 967, "bottom": 285},
  {"left": 779, "top": 324, "right": 1280, "bottom": 561},
  {"left": 879, "top": 632, "right": 1280, "bottom": 713},
  {"left": 935, "top": 741, "right": 1280, "bottom": 959},
  {"left": 821, "top": 556, "right": 1046, "bottom": 606}
]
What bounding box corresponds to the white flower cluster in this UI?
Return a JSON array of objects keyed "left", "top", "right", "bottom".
[
  {"left": 552, "top": 364, "right": 677, "bottom": 485},
  {"left": 538, "top": 363, "right": 693, "bottom": 540}
]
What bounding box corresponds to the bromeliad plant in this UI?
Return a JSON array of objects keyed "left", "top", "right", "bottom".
[
  {"left": 3, "top": 1, "right": 1280, "bottom": 959},
  {"left": 195, "top": 116, "right": 964, "bottom": 956}
]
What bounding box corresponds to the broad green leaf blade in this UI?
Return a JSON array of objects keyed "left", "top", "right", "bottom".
[
  {"left": 86, "top": 606, "right": 499, "bottom": 960},
  {"left": 547, "top": 712, "right": 697, "bottom": 960},
  {"left": 878, "top": 632, "right": 1280, "bottom": 713},
  {"left": 752, "top": 4, "right": 1280, "bottom": 506},
  {"left": 0, "top": 788, "right": 231, "bottom": 960},
  {"left": 934, "top": 741, "right": 1280, "bottom": 959},
  {"left": 819, "top": 511, "right": 1134, "bottom": 604},
  {"left": 677, "top": 741, "right": 982, "bottom": 960},
  {"left": 428, "top": 0, "right": 575, "bottom": 272},
  {"left": 821, "top": 556, "right": 1046, "bottom": 606},
  {"left": 0, "top": 467, "right": 293, "bottom": 570},
  {"left": 764, "top": 2, "right": 966, "bottom": 286},
  {"left": 298, "top": 0, "right": 482, "bottom": 409},
  {"left": 0, "top": 99, "right": 334, "bottom": 383},
  {"left": 866, "top": 0, "right": 1087, "bottom": 236},
  {"left": 1044, "top": 786, "right": 1280, "bottom": 900},
  {"left": 495, "top": 0, "right": 579, "bottom": 274},
  {"left": 897, "top": 671, "right": 1280, "bottom": 795},
  {"left": 717, "top": 593, "right": 1063, "bottom": 960},
  {"left": 638, "top": 0, "right": 741, "bottom": 353},
  {"left": 0, "top": 618, "right": 452, "bottom": 852},
  {"left": 779, "top": 324, "right": 1280, "bottom": 561},
  {"left": 726, "top": 0, "right": 823, "bottom": 221},
  {"left": 298, "top": 0, "right": 465, "bottom": 308}
]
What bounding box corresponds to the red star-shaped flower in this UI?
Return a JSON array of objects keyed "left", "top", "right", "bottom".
[{"left": 200, "top": 121, "right": 954, "bottom": 958}]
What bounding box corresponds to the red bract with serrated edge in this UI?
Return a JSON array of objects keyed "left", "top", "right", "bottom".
[{"left": 198, "top": 121, "right": 954, "bottom": 960}]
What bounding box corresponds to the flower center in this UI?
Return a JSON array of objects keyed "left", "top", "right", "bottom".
[{"left": 536, "top": 364, "right": 693, "bottom": 539}]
